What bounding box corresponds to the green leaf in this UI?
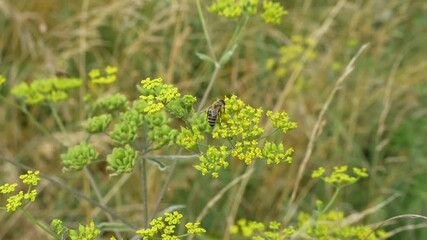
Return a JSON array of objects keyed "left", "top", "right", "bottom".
[
  {"left": 196, "top": 52, "right": 215, "bottom": 64},
  {"left": 219, "top": 44, "right": 237, "bottom": 65}
]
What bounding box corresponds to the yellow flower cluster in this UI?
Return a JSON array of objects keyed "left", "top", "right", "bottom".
[
  {"left": 89, "top": 65, "right": 118, "bottom": 84},
  {"left": 266, "top": 35, "right": 317, "bottom": 78},
  {"left": 312, "top": 166, "right": 369, "bottom": 187},
  {"left": 136, "top": 211, "right": 206, "bottom": 239},
  {"left": 209, "top": 0, "right": 287, "bottom": 24},
  {"left": 11, "top": 77, "right": 82, "bottom": 105},
  {"left": 197, "top": 95, "right": 295, "bottom": 177},
  {"left": 195, "top": 146, "right": 229, "bottom": 178},
  {"left": 213, "top": 95, "right": 264, "bottom": 139},
  {"left": 0, "top": 170, "right": 40, "bottom": 212},
  {"left": 230, "top": 218, "right": 295, "bottom": 239},
  {"left": 176, "top": 126, "right": 205, "bottom": 150},
  {"left": 231, "top": 140, "right": 262, "bottom": 164},
  {"left": 139, "top": 77, "right": 181, "bottom": 114},
  {"left": 297, "top": 210, "right": 387, "bottom": 239}
]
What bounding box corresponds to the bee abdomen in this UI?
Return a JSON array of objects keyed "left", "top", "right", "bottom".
[{"left": 207, "top": 111, "right": 218, "bottom": 127}]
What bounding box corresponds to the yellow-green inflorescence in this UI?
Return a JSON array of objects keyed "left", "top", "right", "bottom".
[
  {"left": 230, "top": 218, "right": 295, "bottom": 239},
  {"left": 139, "top": 77, "right": 181, "bottom": 115},
  {"left": 95, "top": 93, "right": 129, "bottom": 112},
  {"left": 209, "top": 0, "right": 287, "bottom": 24},
  {"left": 11, "top": 77, "right": 82, "bottom": 105},
  {"left": 86, "top": 114, "right": 113, "bottom": 133},
  {"left": 61, "top": 142, "right": 99, "bottom": 172},
  {"left": 195, "top": 95, "right": 297, "bottom": 177},
  {"left": 0, "top": 170, "right": 40, "bottom": 212},
  {"left": 311, "top": 166, "right": 369, "bottom": 188},
  {"left": 232, "top": 210, "right": 386, "bottom": 240},
  {"left": 136, "top": 211, "right": 206, "bottom": 239},
  {"left": 297, "top": 210, "right": 387, "bottom": 240},
  {"left": 0, "top": 75, "right": 6, "bottom": 86},
  {"left": 51, "top": 219, "right": 101, "bottom": 240},
  {"left": 106, "top": 144, "right": 138, "bottom": 175},
  {"left": 266, "top": 35, "right": 317, "bottom": 78},
  {"left": 89, "top": 65, "right": 118, "bottom": 85}
]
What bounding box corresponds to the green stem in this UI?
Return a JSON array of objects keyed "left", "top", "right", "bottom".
[
  {"left": 225, "top": 14, "right": 250, "bottom": 54},
  {"left": 49, "top": 103, "right": 66, "bottom": 133},
  {"left": 321, "top": 187, "right": 342, "bottom": 214},
  {"left": 195, "top": 2, "right": 250, "bottom": 112},
  {"left": 141, "top": 157, "right": 149, "bottom": 228},
  {"left": 0, "top": 96, "right": 51, "bottom": 136},
  {"left": 196, "top": 0, "right": 217, "bottom": 61},
  {"left": 197, "top": 65, "right": 221, "bottom": 112},
  {"left": 20, "top": 208, "right": 58, "bottom": 238},
  {"left": 151, "top": 149, "right": 183, "bottom": 219}
]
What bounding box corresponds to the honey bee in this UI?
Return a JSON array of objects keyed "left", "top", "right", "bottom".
[{"left": 207, "top": 99, "right": 225, "bottom": 127}]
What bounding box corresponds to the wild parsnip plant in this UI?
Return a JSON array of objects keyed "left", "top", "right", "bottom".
[
  {"left": 231, "top": 166, "right": 387, "bottom": 240},
  {"left": 0, "top": 171, "right": 58, "bottom": 238}
]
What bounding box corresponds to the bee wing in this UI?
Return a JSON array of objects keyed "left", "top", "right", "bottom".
[{"left": 199, "top": 105, "right": 211, "bottom": 113}]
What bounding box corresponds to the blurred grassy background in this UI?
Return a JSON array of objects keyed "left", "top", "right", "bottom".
[{"left": 1, "top": 0, "right": 426, "bottom": 239}]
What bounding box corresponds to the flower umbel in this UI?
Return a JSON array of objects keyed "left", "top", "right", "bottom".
[
  {"left": 266, "top": 110, "right": 298, "bottom": 133},
  {"left": 260, "top": 1, "right": 288, "bottom": 24},
  {"left": 89, "top": 65, "right": 118, "bottom": 85},
  {"left": 139, "top": 77, "right": 181, "bottom": 115},
  {"left": 311, "top": 166, "right": 369, "bottom": 187},
  {"left": 1, "top": 171, "right": 41, "bottom": 212},
  {"left": 19, "top": 170, "right": 40, "bottom": 186},
  {"left": 195, "top": 146, "right": 229, "bottom": 178},
  {"left": 61, "top": 142, "right": 99, "bottom": 171},
  {"left": 86, "top": 114, "right": 113, "bottom": 133},
  {"left": 136, "top": 211, "right": 206, "bottom": 239},
  {"left": 107, "top": 145, "right": 138, "bottom": 175}
]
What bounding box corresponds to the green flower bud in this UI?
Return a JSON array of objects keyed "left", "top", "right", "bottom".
[
  {"left": 145, "top": 111, "right": 168, "bottom": 127},
  {"left": 132, "top": 100, "right": 149, "bottom": 113},
  {"left": 96, "top": 94, "right": 129, "bottom": 112},
  {"left": 107, "top": 144, "right": 138, "bottom": 175},
  {"left": 148, "top": 125, "right": 178, "bottom": 149},
  {"left": 61, "top": 142, "right": 99, "bottom": 171},
  {"left": 181, "top": 95, "right": 197, "bottom": 107},
  {"left": 110, "top": 122, "right": 138, "bottom": 145},
  {"left": 86, "top": 114, "right": 113, "bottom": 133},
  {"left": 121, "top": 109, "right": 144, "bottom": 127}
]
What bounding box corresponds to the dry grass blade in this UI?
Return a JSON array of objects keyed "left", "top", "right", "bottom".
[
  {"left": 188, "top": 168, "right": 254, "bottom": 240},
  {"left": 364, "top": 214, "right": 427, "bottom": 239},
  {"left": 288, "top": 43, "right": 370, "bottom": 206},
  {"left": 342, "top": 193, "right": 400, "bottom": 225}
]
